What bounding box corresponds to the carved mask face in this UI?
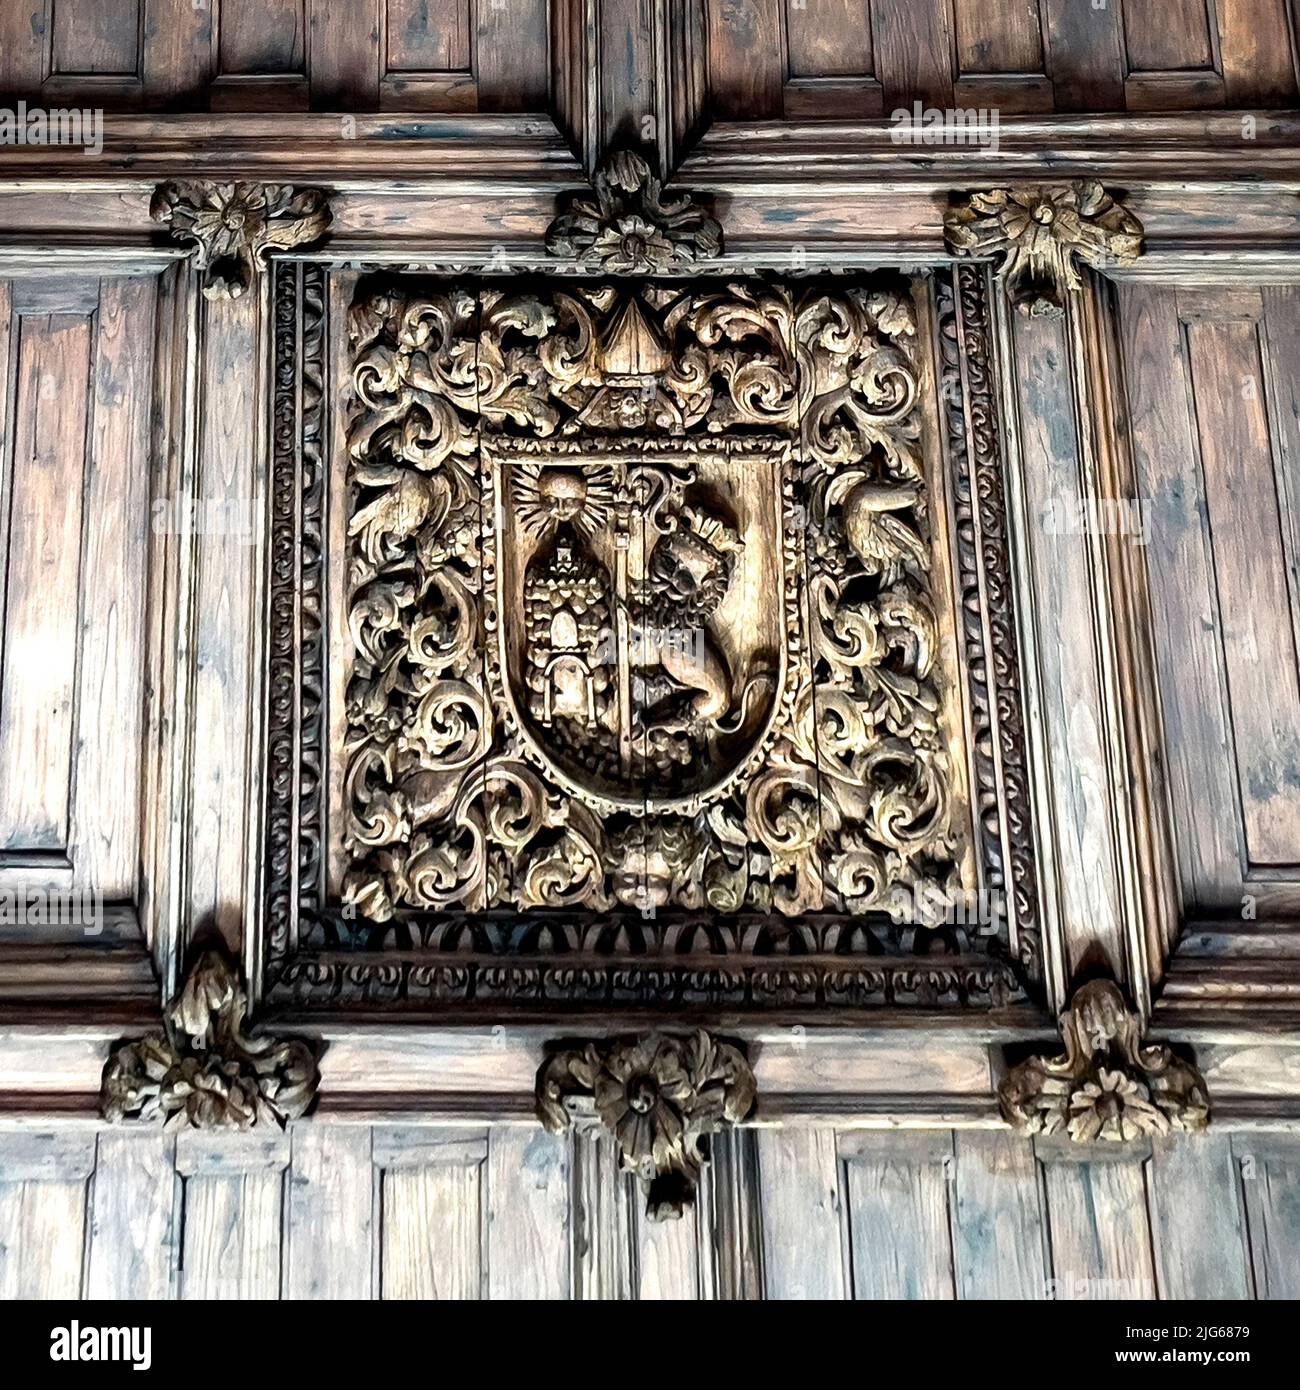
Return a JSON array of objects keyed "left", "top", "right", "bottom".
[{"left": 537, "top": 469, "right": 589, "bottom": 522}]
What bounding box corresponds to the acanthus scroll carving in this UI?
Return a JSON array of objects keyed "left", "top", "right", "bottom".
[
  {"left": 537, "top": 1030, "right": 756, "bottom": 1219},
  {"left": 341, "top": 276, "right": 965, "bottom": 931},
  {"left": 944, "top": 182, "right": 1143, "bottom": 317},
  {"left": 101, "top": 949, "right": 320, "bottom": 1131},
  {"left": 1000, "top": 979, "right": 1209, "bottom": 1142},
  {"left": 152, "top": 180, "right": 332, "bottom": 300}
]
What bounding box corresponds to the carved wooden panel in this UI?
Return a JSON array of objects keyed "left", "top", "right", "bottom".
[
  {"left": 0, "top": 275, "right": 155, "bottom": 909},
  {"left": 1118, "top": 283, "right": 1300, "bottom": 918},
  {"left": 261, "top": 262, "right": 1037, "bottom": 1015}
]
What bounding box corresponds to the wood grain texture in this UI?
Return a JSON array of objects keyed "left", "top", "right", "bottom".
[
  {"left": 785, "top": 0, "right": 873, "bottom": 77},
  {"left": 953, "top": 0, "right": 1043, "bottom": 74},
  {"left": 284, "top": 1123, "right": 376, "bottom": 1299},
  {"left": 950, "top": 1130, "right": 1046, "bottom": 1299},
  {"left": 1148, "top": 1133, "right": 1251, "bottom": 1298},
  {"left": 1219, "top": 0, "right": 1298, "bottom": 104},
  {"left": 376, "top": 1127, "right": 487, "bottom": 1299},
  {"left": 85, "top": 1130, "right": 179, "bottom": 1299},
  {"left": 871, "top": 0, "right": 954, "bottom": 108},
  {"left": 1235, "top": 1138, "right": 1300, "bottom": 1298},
  {"left": 1040, "top": 1142, "right": 1157, "bottom": 1299},
  {"left": 486, "top": 1127, "right": 570, "bottom": 1299},
  {"left": 756, "top": 1128, "right": 848, "bottom": 1299},
  {"left": 0, "top": 307, "right": 92, "bottom": 855},
  {"left": 706, "top": 0, "right": 785, "bottom": 117},
  {"left": 840, "top": 1131, "right": 956, "bottom": 1299},
  {"left": 1042, "top": 0, "right": 1126, "bottom": 110}
]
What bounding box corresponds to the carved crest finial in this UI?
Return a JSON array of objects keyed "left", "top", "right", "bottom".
[
  {"left": 546, "top": 150, "right": 722, "bottom": 273},
  {"left": 537, "top": 1030, "right": 756, "bottom": 1219},
  {"left": 944, "top": 182, "right": 1143, "bottom": 317},
  {"left": 101, "top": 948, "right": 320, "bottom": 1131},
  {"left": 1000, "top": 978, "right": 1208, "bottom": 1142},
  {"left": 152, "top": 180, "right": 332, "bottom": 301}
]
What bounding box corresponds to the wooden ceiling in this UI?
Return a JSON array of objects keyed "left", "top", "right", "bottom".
[{"left": 0, "top": 0, "right": 1295, "bottom": 127}]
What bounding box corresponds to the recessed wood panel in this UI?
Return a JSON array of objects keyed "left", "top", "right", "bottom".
[
  {"left": 785, "top": 0, "right": 872, "bottom": 77},
  {"left": 1123, "top": 0, "right": 1214, "bottom": 71},
  {"left": 218, "top": 0, "right": 306, "bottom": 75},
  {"left": 385, "top": 0, "right": 471, "bottom": 72},
  {"left": 0, "top": 309, "right": 92, "bottom": 854},
  {"left": 1120, "top": 284, "right": 1300, "bottom": 914},
  {"left": 50, "top": 0, "right": 142, "bottom": 76},
  {"left": 952, "top": 0, "right": 1043, "bottom": 73}
]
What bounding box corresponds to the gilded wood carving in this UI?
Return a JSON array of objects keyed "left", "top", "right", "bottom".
[
  {"left": 537, "top": 1030, "right": 756, "bottom": 1220},
  {"left": 999, "top": 979, "right": 1209, "bottom": 1141}
]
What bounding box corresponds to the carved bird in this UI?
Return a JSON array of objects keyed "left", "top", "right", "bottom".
[
  {"left": 835, "top": 478, "right": 928, "bottom": 583},
  {"left": 348, "top": 470, "right": 439, "bottom": 566}
]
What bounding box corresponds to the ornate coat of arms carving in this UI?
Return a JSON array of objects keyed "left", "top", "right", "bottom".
[{"left": 339, "top": 275, "right": 968, "bottom": 940}]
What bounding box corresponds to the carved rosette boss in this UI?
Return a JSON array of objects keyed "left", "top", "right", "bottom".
[
  {"left": 537, "top": 1030, "right": 756, "bottom": 1219},
  {"left": 101, "top": 949, "right": 320, "bottom": 1131},
  {"left": 944, "top": 181, "right": 1143, "bottom": 316},
  {"left": 546, "top": 149, "right": 722, "bottom": 272},
  {"left": 152, "top": 180, "right": 332, "bottom": 301},
  {"left": 1000, "top": 979, "right": 1209, "bottom": 1142}
]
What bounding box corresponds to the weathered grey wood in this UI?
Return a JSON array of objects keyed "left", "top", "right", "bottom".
[
  {"left": 1039, "top": 1140, "right": 1157, "bottom": 1300},
  {"left": 85, "top": 1130, "right": 179, "bottom": 1299},
  {"left": 486, "top": 1127, "right": 570, "bottom": 1300},
  {"left": 840, "top": 1130, "right": 956, "bottom": 1300},
  {"left": 375, "top": 1126, "right": 487, "bottom": 1300},
  {"left": 0, "top": 1177, "right": 89, "bottom": 1298},
  {"left": 756, "top": 1127, "right": 847, "bottom": 1299},
  {"left": 284, "top": 1123, "right": 376, "bottom": 1299},
  {"left": 950, "top": 1130, "right": 1047, "bottom": 1300},
  {"left": 1148, "top": 1134, "right": 1251, "bottom": 1298},
  {"left": 1235, "top": 1137, "right": 1300, "bottom": 1299},
  {"left": 571, "top": 1127, "right": 636, "bottom": 1300}
]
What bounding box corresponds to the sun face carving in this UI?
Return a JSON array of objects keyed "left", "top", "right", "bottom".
[{"left": 513, "top": 463, "right": 617, "bottom": 540}]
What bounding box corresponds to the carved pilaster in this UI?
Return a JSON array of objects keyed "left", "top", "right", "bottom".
[
  {"left": 546, "top": 149, "right": 721, "bottom": 272},
  {"left": 101, "top": 949, "right": 320, "bottom": 1130},
  {"left": 1000, "top": 979, "right": 1208, "bottom": 1142},
  {"left": 944, "top": 182, "right": 1144, "bottom": 316},
  {"left": 537, "top": 1030, "right": 756, "bottom": 1220},
  {"left": 151, "top": 180, "right": 331, "bottom": 300}
]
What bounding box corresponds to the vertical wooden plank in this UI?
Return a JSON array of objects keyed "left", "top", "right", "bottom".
[
  {"left": 0, "top": 311, "right": 92, "bottom": 853},
  {"left": 571, "top": 1127, "right": 635, "bottom": 1300},
  {"left": 872, "top": 0, "right": 955, "bottom": 108},
  {"left": 634, "top": 1195, "right": 704, "bottom": 1300},
  {"left": 375, "top": 1127, "right": 486, "bottom": 1300},
  {"left": 476, "top": 0, "right": 549, "bottom": 110},
  {"left": 486, "top": 1127, "right": 570, "bottom": 1300},
  {"left": 1040, "top": 1143, "right": 1156, "bottom": 1299},
  {"left": 176, "top": 1131, "right": 290, "bottom": 1300},
  {"left": 1236, "top": 1138, "right": 1300, "bottom": 1299},
  {"left": 1263, "top": 285, "right": 1300, "bottom": 704},
  {"left": 1041, "top": 0, "right": 1126, "bottom": 110},
  {"left": 1116, "top": 283, "right": 1239, "bottom": 910},
  {"left": 952, "top": 0, "right": 1044, "bottom": 73},
  {"left": 0, "top": 1129, "right": 96, "bottom": 1300},
  {"left": 186, "top": 292, "right": 261, "bottom": 946},
  {"left": 711, "top": 1127, "right": 765, "bottom": 1300},
  {"left": 705, "top": 0, "right": 784, "bottom": 118},
  {"left": 309, "top": 0, "right": 380, "bottom": 107},
  {"left": 71, "top": 277, "right": 155, "bottom": 898},
  {"left": 951, "top": 1130, "right": 1047, "bottom": 1299},
  {"left": 1148, "top": 1134, "right": 1251, "bottom": 1298},
  {"left": 1011, "top": 308, "right": 1126, "bottom": 979},
  {"left": 1184, "top": 314, "right": 1300, "bottom": 869},
  {"left": 387, "top": 0, "right": 471, "bottom": 70},
  {"left": 285, "top": 1123, "right": 376, "bottom": 1299},
  {"left": 85, "top": 1130, "right": 179, "bottom": 1299},
  {"left": 757, "top": 1128, "right": 847, "bottom": 1299},
  {"left": 1219, "top": 0, "right": 1298, "bottom": 104},
  {"left": 841, "top": 1131, "right": 956, "bottom": 1300}
]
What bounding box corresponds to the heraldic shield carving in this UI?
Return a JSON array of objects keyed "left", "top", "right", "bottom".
[{"left": 263, "top": 265, "right": 1026, "bottom": 1012}]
